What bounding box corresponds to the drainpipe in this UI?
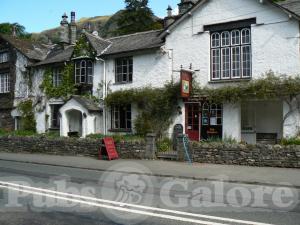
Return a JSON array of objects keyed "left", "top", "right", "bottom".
[{"left": 96, "top": 57, "right": 107, "bottom": 135}]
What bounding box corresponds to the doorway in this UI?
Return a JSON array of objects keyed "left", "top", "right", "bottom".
[{"left": 185, "top": 103, "right": 200, "bottom": 141}]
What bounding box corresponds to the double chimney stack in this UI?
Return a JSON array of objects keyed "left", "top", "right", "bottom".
[{"left": 60, "top": 11, "right": 77, "bottom": 45}]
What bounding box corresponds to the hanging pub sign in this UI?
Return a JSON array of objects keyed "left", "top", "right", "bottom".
[{"left": 180, "top": 70, "right": 193, "bottom": 98}]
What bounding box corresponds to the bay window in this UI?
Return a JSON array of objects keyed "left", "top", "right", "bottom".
[
  {"left": 0, "top": 73, "right": 10, "bottom": 93},
  {"left": 211, "top": 28, "right": 252, "bottom": 80},
  {"left": 75, "top": 60, "right": 93, "bottom": 84},
  {"left": 0, "top": 51, "right": 9, "bottom": 63}
]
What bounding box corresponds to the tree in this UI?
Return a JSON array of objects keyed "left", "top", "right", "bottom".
[
  {"left": 115, "top": 0, "right": 162, "bottom": 36},
  {"left": 0, "top": 23, "right": 31, "bottom": 39}
]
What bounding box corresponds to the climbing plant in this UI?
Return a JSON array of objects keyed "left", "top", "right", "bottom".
[
  {"left": 105, "top": 82, "right": 180, "bottom": 136},
  {"left": 18, "top": 99, "right": 36, "bottom": 132},
  {"left": 40, "top": 64, "right": 75, "bottom": 99},
  {"left": 73, "top": 35, "right": 96, "bottom": 58},
  {"left": 193, "top": 72, "right": 300, "bottom": 103}
]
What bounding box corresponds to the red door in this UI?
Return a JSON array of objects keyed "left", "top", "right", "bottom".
[{"left": 185, "top": 103, "right": 200, "bottom": 141}]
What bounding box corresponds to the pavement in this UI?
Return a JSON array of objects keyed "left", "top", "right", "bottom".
[{"left": 0, "top": 152, "right": 299, "bottom": 188}]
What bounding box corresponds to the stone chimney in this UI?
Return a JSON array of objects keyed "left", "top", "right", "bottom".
[
  {"left": 164, "top": 6, "right": 175, "bottom": 28},
  {"left": 12, "top": 25, "right": 17, "bottom": 37},
  {"left": 69, "top": 11, "right": 77, "bottom": 44},
  {"left": 59, "top": 13, "right": 69, "bottom": 44},
  {"left": 178, "top": 0, "right": 196, "bottom": 15}
]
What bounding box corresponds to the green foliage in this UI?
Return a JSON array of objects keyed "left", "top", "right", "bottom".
[
  {"left": 73, "top": 35, "right": 96, "bottom": 58},
  {"left": 0, "top": 23, "right": 31, "bottom": 39},
  {"left": 157, "top": 137, "right": 172, "bottom": 152},
  {"left": 18, "top": 100, "right": 36, "bottom": 132},
  {"left": 40, "top": 64, "right": 75, "bottom": 99},
  {"left": 0, "top": 129, "right": 36, "bottom": 137},
  {"left": 193, "top": 72, "right": 300, "bottom": 103},
  {"left": 105, "top": 82, "right": 180, "bottom": 136},
  {"left": 114, "top": 0, "right": 162, "bottom": 36},
  {"left": 281, "top": 137, "right": 300, "bottom": 145}
]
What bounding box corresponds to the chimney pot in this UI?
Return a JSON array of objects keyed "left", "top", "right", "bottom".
[
  {"left": 71, "top": 11, "right": 76, "bottom": 23},
  {"left": 167, "top": 5, "right": 173, "bottom": 17}
]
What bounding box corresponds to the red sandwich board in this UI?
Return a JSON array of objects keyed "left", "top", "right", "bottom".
[{"left": 98, "top": 137, "right": 119, "bottom": 161}]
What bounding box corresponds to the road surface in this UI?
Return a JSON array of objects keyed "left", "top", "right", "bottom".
[{"left": 0, "top": 160, "right": 299, "bottom": 225}]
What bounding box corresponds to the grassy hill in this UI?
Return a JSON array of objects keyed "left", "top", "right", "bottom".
[{"left": 32, "top": 10, "right": 162, "bottom": 44}]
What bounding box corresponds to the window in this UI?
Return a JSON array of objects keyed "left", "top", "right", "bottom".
[
  {"left": 75, "top": 60, "right": 93, "bottom": 84},
  {"left": 0, "top": 51, "right": 9, "bottom": 63},
  {"left": 111, "top": 105, "right": 132, "bottom": 130},
  {"left": 211, "top": 28, "right": 251, "bottom": 80},
  {"left": 52, "top": 68, "right": 62, "bottom": 87},
  {"left": 115, "top": 57, "right": 133, "bottom": 83},
  {"left": 202, "top": 103, "right": 222, "bottom": 126},
  {"left": 0, "top": 73, "right": 10, "bottom": 93},
  {"left": 50, "top": 104, "right": 62, "bottom": 129}
]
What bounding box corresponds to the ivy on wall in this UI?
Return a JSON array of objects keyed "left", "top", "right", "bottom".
[
  {"left": 193, "top": 72, "right": 300, "bottom": 103},
  {"left": 18, "top": 99, "right": 36, "bottom": 132},
  {"left": 40, "top": 64, "right": 75, "bottom": 99},
  {"left": 73, "top": 35, "right": 96, "bottom": 59},
  {"left": 105, "top": 82, "right": 181, "bottom": 136}
]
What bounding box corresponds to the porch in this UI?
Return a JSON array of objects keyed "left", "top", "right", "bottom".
[
  {"left": 183, "top": 100, "right": 285, "bottom": 144},
  {"left": 59, "top": 96, "right": 102, "bottom": 138}
]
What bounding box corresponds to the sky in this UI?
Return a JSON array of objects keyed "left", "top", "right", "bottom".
[{"left": 0, "top": 0, "right": 179, "bottom": 33}]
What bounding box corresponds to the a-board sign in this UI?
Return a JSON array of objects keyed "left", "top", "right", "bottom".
[{"left": 99, "top": 137, "right": 119, "bottom": 161}]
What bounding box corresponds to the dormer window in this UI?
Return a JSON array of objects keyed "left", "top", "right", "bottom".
[
  {"left": 75, "top": 60, "right": 93, "bottom": 84},
  {"left": 0, "top": 51, "right": 9, "bottom": 63},
  {"left": 210, "top": 28, "right": 252, "bottom": 81}
]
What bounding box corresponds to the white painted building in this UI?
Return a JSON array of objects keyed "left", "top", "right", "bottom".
[{"left": 8, "top": 0, "right": 300, "bottom": 144}]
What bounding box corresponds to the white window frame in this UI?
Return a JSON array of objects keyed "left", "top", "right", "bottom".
[
  {"left": 52, "top": 68, "right": 62, "bottom": 87},
  {"left": 75, "top": 60, "right": 94, "bottom": 84},
  {"left": 111, "top": 105, "right": 132, "bottom": 130},
  {"left": 211, "top": 28, "right": 251, "bottom": 81},
  {"left": 115, "top": 57, "right": 133, "bottom": 84},
  {"left": 0, "top": 51, "right": 9, "bottom": 63},
  {"left": 0, "top": 73, "right": 10, "bottom": 93}
]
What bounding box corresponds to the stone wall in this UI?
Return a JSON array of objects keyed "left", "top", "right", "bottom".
[
  {"left": 0, "top": 136, "right": 146, "bottom": 159},
  {"left": 191, "top": 142, "right": 300, "bottom": 168}
]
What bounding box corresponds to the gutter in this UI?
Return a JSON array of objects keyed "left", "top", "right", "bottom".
[{"left": 95, "top": 56, "right": 107, "bottom": 135}]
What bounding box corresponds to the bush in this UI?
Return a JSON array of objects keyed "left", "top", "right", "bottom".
[
  {"left": 281, "top": 138, "right": 300, "bottom": 145},
  {"left": 157, "top": 137, "right": 172, "bottom": 152}
]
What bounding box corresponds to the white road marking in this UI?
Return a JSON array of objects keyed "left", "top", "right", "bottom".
[{"left": 0, "top": 181, "right": 275, "bottom": 225}]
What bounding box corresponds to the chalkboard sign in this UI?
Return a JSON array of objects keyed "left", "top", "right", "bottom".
[
  {"left": 99, "top": 137, "right": 119, "bottom": 161},
  {"left": 173, "top": 124, "right": 184, "bottom": 151}
]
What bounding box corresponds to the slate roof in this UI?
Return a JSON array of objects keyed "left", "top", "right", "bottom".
[
  {"left": 102, "top": 30, "right": 164, "bottom": 56},
  {"left": 33, "top": 45, "right": 74, "bottom": 66},
  {"left": 84, "top": 32, "right": 111, "bottom": 55},
  {"left": 69, "top": 95, "right": 102, "bottom": 112},
  {"left": 277, "top": 0, "right": 300, "bottom": 17},
  {"left": 0, "top": 34, "right": 49, "bottom": 61}
]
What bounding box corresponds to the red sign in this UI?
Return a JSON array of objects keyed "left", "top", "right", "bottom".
[
  {"left": 99, "top": 137, "right": 119, "bottom": 161},
  {"left": 181, "top": 70, "right": 192, "bottom": 98}
]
